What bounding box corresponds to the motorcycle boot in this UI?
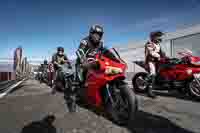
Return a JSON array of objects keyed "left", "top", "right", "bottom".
[{"left": 147, "top": 75, "right": 157, "bottom": 98}]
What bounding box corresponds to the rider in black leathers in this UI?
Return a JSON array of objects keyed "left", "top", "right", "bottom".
[
  {"left": 76, "top": 24, "right": 104, "bottom": 83},
  {"left": 52, "top": 47, "right": 72, "bottom": 94},
  {"left": 42, "top": 59, "right": 48, "bottom": 72},
  {"left": 40, "top": 59, "right": 48, "bottom": 82}
]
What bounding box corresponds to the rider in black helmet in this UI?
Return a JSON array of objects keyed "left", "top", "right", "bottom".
[
  {"left": 76, "top": 24, "right": 104, "bottom": 82},
  {"left": 41, "top": 59, "right": 48, "bottom": 72},
  {"left": 51, "top": 46, "right": 72, "bottom": 94},
  {"left": 52, "top": 47, "right": 72, "bottom": 69},
  {"left": 79, "top": 24, "right": 104, "bottom": 53},
  {"left": 39, "top": 59, "right": 49, "bottom": 83},
  {"left": 44, "top": 59, "right": 48, "bottom": 65}
]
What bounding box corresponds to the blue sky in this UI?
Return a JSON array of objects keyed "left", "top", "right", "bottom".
[{"left": 0, "top": 0, "right": 200, "bottom": 61}]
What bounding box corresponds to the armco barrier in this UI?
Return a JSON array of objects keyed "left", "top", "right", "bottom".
[
  {"left": 0, "top": 78, "right": 25, "bottom": 98},
  {"left": 0, "top": 80, "right": 17, "bottom": 93},
  {"left": 0, "top": 76, "right": 25, "bottom": 91}
]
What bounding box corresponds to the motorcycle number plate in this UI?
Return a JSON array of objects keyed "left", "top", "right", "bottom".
[{"left": 194, "top": 73, "right": 200, "bottom": 78}]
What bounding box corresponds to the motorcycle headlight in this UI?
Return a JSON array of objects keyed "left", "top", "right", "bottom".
[{"left": 105, "top": 66, "right": 123, "bottom": 75}]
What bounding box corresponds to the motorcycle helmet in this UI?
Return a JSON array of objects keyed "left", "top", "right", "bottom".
[
  {"left": 150, "top": 31, "right": 164, "bottom": 43},
  {"left": 57, "top": 46, "right": 64, "bottom": 56},
  {"left": 44, "top": 59, "right": 48, "bottom": 65},
  {"left": 89, "top": 24, "right": 104, "bottom": 44}
]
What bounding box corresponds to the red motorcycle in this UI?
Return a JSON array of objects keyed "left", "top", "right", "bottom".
[
  {"left": 132, "top": 49, "right": 200, "bottom": 99},
  {"left": 76, "top": 47, "right": 138, "bottom": 125}
]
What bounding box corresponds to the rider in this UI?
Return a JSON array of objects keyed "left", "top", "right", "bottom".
[
  {"left": 42, "top": 59, "right": 48, "bottom": 72},
  {"left": 76, "top": 24, "right": 104, "bottom": 83},
  {"left": 44, "top": 59, "right": 48, "bottom": 66},
  {"left": 145, "top": 31, "right": 166, "bottom": 98},
  {"left": 40, "top": 59, "right": 48, "bottom": 80},
  {"left": 52, "top": 47, "right": 72, "bottom": 93}
]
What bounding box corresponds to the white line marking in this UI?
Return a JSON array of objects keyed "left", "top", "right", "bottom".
[
  {"left": 9, "top": 90, "right": 52, "bottom": 97},
  {"left": 0, "top": 79, "right": 25, "bottom": 98}
]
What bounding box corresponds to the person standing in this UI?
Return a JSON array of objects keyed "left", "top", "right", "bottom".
[{"left": 144, "top": 31, "right": 166, "bottom": 98}]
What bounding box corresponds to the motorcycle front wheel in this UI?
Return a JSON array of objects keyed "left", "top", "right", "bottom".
[
  {"left": 187, "top": 79, "right": 200, "bottom": 100},
  {"left": 105, "top": 81, "right": 138, "bottom": 125}
]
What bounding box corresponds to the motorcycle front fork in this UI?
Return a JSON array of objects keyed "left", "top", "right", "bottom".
[
  {"left": 64, "top": 80, "right": 77, "bottom": 102},
  {"left": 104, "top": 84, "right": 115, "bottom": 105},
  {"left": 64, "top": 87, "right": 76, "bottom": 112}
]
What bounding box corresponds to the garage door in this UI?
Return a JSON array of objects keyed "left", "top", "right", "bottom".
[{"left": 172, "top": 33, "right": 200, "bottom": 57}]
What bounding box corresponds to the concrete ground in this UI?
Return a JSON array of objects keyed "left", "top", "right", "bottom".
[{"left": 0, "top": 79, "right": 199, "bottom": 133}]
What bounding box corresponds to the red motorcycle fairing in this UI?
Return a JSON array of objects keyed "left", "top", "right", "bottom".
[
  {"left": 85, "top": 54, "right": 126, "bottom": 107},
  {"left": 159, "top": 64, "right": 189, "bottom": 80},
  {"left": 189, "top": 56, "right": 200, "bottom": 66},
  {"left": 159, "top": 62, "right": 200, "bottom": 81}
]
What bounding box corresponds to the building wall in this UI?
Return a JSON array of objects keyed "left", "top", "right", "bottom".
[
  {"left": 172, "top": 33, "right": 200, "bottom": 57},
  {"left": 117, "top": 39, "right": 172, "bottom": 80},
  {"left": 116, "top": 25, "right": 200, "bottom": 80},
  {"left": 161, "top": 40, "right": 171, "bottom": 56}
]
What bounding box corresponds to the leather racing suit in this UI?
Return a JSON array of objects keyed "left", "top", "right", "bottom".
[{"left": 76, "top": 36, "right": 103, "bottom": 82}]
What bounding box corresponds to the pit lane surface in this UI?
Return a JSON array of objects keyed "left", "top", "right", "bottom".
[{"left": 0, "top": 79, "right": 199, "bottom": 133}]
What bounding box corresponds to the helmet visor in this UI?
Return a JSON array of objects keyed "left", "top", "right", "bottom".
[
  {"left": 154, "top": 36, "right": 162, "bottom": 43},
  {"left": 91, "top": 33, "right": 102, "bottom": 44},
  {"left": 58, "top": 51, "right": 64, "bottom": 56}
]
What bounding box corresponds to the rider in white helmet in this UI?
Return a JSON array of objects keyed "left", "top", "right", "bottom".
[{"left": 145, "top": 31, "right": 166, "bottom": 98}]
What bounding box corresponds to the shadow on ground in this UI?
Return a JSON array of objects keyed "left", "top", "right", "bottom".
[
  {"left": 19, "top": 103, "right": 196, "bottom": 133},
  {"left": 154, "top": 91, "right": 200, "bottom": 102},
  {"left": 135, "top": 90, "right": 200, "bottom": 103},
  {"left": 128, "top": 110, "right": 195, "bottom": 133},
  {"left": 20, "top": 115, "right": 57, "bottom": 133},
  {"left": 78, "top": 102, "right": 195, "bottom": 133}
]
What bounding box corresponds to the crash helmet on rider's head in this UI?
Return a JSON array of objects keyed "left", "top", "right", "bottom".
[
  {"left": 89, "top": 24, "right": 104, "bottom": 45},
  {"left": 150, "top": 30, "right": 164, "bottom": 43},
  {"left": 57, "top": 46, "right": 64, "bottom": 56},
  {"left": 44, "top": 59, "right": 48, "bottom": 65}
]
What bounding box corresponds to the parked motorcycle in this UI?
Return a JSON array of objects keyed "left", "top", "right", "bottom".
[
  {"left": 76, "top": 47, "right": 138, "bottom": 125},
  {"left": 37, "top": 71, "right": 42, "bottom": 81},
  {"left": 56, "top": 63, "right": 76, "bottom": 112},
  {"left": 40, "top": 69, "right": 48, "bottom": 84},
  {"left": 132, "top": 49, "right": 200, "bottom": 99}
]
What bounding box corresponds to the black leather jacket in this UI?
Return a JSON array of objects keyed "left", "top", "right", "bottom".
[
  {"left": 77, "top": 36, "right": 103, "bottom": 65},
  {"left": 52, "top": 53, "right": 71, "bottom": 70}
]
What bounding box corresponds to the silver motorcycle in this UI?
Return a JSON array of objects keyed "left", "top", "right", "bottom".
[{"left": 56, "top": 63, "right": 76, "bottom": 112}]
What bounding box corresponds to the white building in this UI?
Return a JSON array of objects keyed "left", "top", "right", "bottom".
[{"left": 116, "top": 24, "right": 200, "bottom": 80}]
